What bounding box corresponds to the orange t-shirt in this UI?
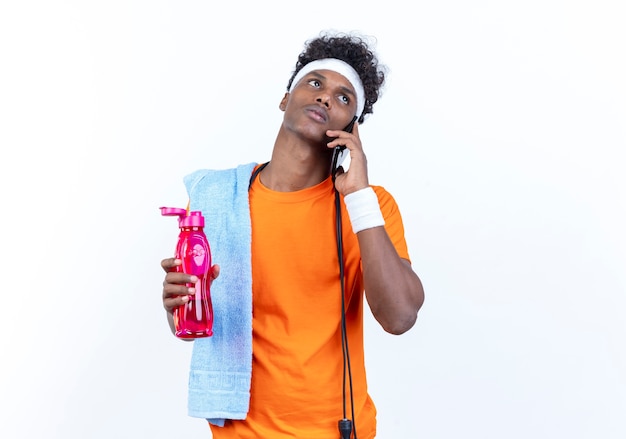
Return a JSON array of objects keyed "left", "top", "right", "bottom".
[{"left": 210, "top": 168, "right": 410, "bottom": 439}]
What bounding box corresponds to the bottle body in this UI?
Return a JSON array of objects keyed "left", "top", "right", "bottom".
[{"left": 174, "top": 226, "right": 213, "bottom": 338}]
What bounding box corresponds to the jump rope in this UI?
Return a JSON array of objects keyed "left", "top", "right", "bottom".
[{"left": 249, "top": 121, "right": 360, "bottom": 438}]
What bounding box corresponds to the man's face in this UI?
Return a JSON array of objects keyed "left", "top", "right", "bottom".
[{"left": 280, "top": 69, "right": 358, "bottom": 141}]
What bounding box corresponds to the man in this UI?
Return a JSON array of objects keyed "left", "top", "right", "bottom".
[{"left": 161, "top": 31, "right": 424, "bottom": 438}]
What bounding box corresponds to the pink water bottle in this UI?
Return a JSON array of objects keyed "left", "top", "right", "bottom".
[{"left": 160, "top": 207, "right": 214, "bottom": 339}]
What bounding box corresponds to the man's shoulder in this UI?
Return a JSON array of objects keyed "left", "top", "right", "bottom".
[
  {"left": 184, "top": 163, "right": 258, "bottom": 191},
  {"left": 371, "top": 184, "right": 393, "bottom": 199}
]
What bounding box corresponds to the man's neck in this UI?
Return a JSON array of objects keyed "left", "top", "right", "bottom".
[{"left": 260, "top": 131, "right": 333, "bottom": 192}]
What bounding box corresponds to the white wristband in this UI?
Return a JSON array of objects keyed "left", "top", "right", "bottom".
[{"left": 344, "top": 187, "right": 385, "bottom": 234}]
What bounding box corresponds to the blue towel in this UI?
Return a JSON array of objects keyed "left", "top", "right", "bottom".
[{"left": 183, "top": 162, "right": 257, "bottom": 426}]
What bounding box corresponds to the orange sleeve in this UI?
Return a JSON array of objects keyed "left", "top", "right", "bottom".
[{"left": 372, "top": 185, "right": 411, "bottom": 263}]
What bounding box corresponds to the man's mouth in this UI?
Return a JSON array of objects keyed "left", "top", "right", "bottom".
[{"left": 306, "top": 106, "right": 328, "bottom": 123}]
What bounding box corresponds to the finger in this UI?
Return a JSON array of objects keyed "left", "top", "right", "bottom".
[
  {"left": 163, "top": 293, "right": 191, "bottom": 313},
  {"left": 163, "top": 271, "right": 197, "bottom": 286},
  {"left": 161, "top": 258, "right": 181, "bottom": 273},
  {"left": 326, "top": 124, "right": 362, "bottom": 151},
  {"left": 326, "top": 121, "right": 360, "bottom": 141},
  {"left": 209, "top": 264, "right": 221, "bottom": 280},
  {"left": 162, "top": 274, "right": 197, "bottom": 312},
  {"left": 326, "top": 137, "right": 353, "bottom": 153}
]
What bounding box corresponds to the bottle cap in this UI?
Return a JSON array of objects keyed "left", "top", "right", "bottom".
[{"left": 160, "top": 207, "right": 205, "bottom": 228}]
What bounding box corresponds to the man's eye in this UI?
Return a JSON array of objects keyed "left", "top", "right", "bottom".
[
  {"left": 307, "top": 79, "right": 321, "bottom": 87},
  {"left": 340, "top": 95, "right": 350, "bottom": 105}
]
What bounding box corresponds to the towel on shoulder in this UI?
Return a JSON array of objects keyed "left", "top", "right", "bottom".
[{"left": 183, "top": 162, "right": 257, "bottom": 427}]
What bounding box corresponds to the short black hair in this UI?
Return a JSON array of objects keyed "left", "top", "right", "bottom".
[{"left": 287, "top": 31, "right": 386, "bottom": 124}]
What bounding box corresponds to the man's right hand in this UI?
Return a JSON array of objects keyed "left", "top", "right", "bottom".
[{"left": 160, "top": 258, "right": 220, "bottom": 314}]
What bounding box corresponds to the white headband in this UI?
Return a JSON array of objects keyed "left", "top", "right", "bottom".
[{"left": 288, "top": 58, "right": 365, "bottom": 118}]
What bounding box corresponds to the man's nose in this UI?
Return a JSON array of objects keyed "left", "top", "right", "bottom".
[{"left": 316, "top": 94, "right": 331, "bottom": 108}]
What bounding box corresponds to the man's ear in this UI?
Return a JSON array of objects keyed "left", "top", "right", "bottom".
[{"left": 279, "top": 92, "right": 289, "bottom": 111}]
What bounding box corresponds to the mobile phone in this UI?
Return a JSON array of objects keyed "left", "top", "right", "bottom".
[{"left": 331, "top": 115, "right": 358, "bottom": 173}]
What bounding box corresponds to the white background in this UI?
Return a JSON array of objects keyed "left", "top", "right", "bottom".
[{"left": 1, "top": 1, "right": 625, "bottom": 438}]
